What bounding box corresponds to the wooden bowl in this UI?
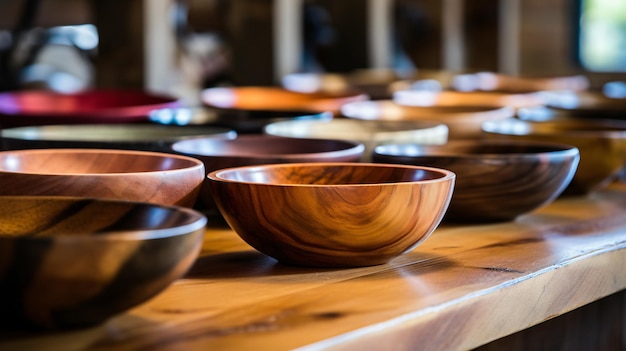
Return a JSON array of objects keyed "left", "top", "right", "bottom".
[
  {"left": 373, "top": 140, "right": 580, "bottom": 223},
  {"left": 450, "top": 72, "right": 590, "bottom": 93},
  {"left": 207, "top": 163, "right": 455, "bottom": 267},
  {"left": 0, "top": 195, "right": 206, "bottom": 330},
  {"left": 263, "top": 118, "right": 449, "bottom": 160},
  {"left": 172, "top": 135, "right": 365, "bottom": 213},
  {"left": 201, "top": 86, "right": 368, "bottom": 116},
  {"left": 482, "top": 118, "right": 626, "bottom": 195},
  {"left": 0, "top": 90, "right": 179, "bottom": 128},
  {"left": 340, "top": 100, "right": 514, "bottom": 140},
  {"left": 539, "top": 91, "right": 626, "bottom": 120},
  {"left": 1, "top": 124, "right": 236, "bottom": 151},
  {"left": 393, "top": 90, "right": 545, "bottom": 109},
  {"left": 0, "top": 149, "right": 205, "bottom": 207}
]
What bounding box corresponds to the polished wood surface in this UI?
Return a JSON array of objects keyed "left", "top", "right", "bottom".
[{"left": 1, "top": 182, "right": 626, "bottom": 350}]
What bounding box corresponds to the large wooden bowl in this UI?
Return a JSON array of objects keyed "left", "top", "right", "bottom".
[
  {"left": 263, "top": 118, "right": 448, "bottom": 159},
  {"left": 1, "top": 124, "right": 236, "bottom": 151},
  {"left": 482, "top": 118, "right": 626, "bottom": 195},
  {"left": 0, "top": 196, "right": 207, "bottom": 330},
  {"left": 373, "top": 140, "right": 580, "bottom": 223},
  {"left": 0, "top": 90, "right": 179, "bottom": 128},
  {"left": 207, "top": 163, "right": 455, "bottom": 267},
  {"left": 172, "top": 135, "right": 365, "bottom": 213},
  {"left": 0, "top": 149, "right": 205, "bottom": 207},
  {"left": 340, "top": 100, "right": 514, "bottom": 140},
  {"left": 201, "top": 86, "right": 368, "bottom": 116}
]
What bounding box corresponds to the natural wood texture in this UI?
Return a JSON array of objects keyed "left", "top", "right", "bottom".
[
  {"left": 1, "top": 182, "right": 625, "bottom": 349},
  {"left": 373, "top": 140, "right": 580, "bottom": 223},
  {"left": 208, "top": 163, "right": 455, "bottom": 267},
  {"left": 483, "top": 118, "right": 626, "bottom": 195},
  {"left": 0, "top": 196, "right": 206, "bottom": 330},
  {"left": 0, "top": 149, "right": 205, "bottom": 207},
  {"left": 340, "top": 100, "right": 514, "bottom": 139}
]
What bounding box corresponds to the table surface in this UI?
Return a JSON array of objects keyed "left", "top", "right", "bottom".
[{"left": 2, "top": 182, "right": 626, "bottom": 351}]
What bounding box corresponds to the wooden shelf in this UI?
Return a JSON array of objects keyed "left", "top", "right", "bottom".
[{"left": 2, "top": 182, "right": 626, "bottom": 350}]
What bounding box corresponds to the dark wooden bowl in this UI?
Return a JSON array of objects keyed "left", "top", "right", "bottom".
[
  {"left": 340, "top": 100, "right": 514, "bottom": 140},
  {"left": 0, "top": 149, "right": 205, "bottom": 207},
  {"left": 171, "top": 135, "right": 365, "bottom": 213},
  {"left": 482, "top": 118, "right": 626, "bottom": 195},
  {"left": 0, "top": 90, "right": 179, "bottom": 128},
  {"left": 373, "top": 140, "right": 580, "bottom": 223},
  {"left": 207, "top": 163, "right": 455, "bottom": 267},
  {"left": 1, "top": 124, "right": 236, "bottom": 151},
  {"left": 0, "top": 196, "right": 207, "bottom": 330}
]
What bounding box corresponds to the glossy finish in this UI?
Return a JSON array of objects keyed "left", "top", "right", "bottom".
[
  {"left": 0, "top": 149, "right": 205, "bottom": 206},
  {"left": 0, "top": 196, "right": 207, "bottom": 330},
  {"left": 208, "top": 163, "right": 455, "bottom": 267},
  {"left": 340, "top": 100, "right": 514, "bottom": 139},
  {"left": 263, "top": 118, "right": 448, "bottom": 159},
  {"left": 373, "top": 140, "right": 580, "bottom": 222},
  {"left": 0, "top": 90, "right": 179, "bottom": 128},
  {"left": 172, "top": 135, "right": 365, "bottom": 212},
  {"left": 1, "top": 124, "right": 236, "bottom": 151},
  {"left": 482, "top": 118, "right": 626, "bottom": 195},
  {"left": 393, "top": 90, "right": 544, "bottom": 109},
  {"left": 201, "top": 86, "right": 368, "bottom": 116},
  {"left": 539, "top": 91, "right": 626, "bottom": 120}
]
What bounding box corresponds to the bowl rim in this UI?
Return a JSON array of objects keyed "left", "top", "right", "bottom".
[
  {"left": 207, "top": 162, "right": 456, "bottom": 187},
  {"left": 0, "top": 148, "right": 205, "bottom": 176},
  {"left": 0, "top": 195, "right": 207, "bottom": 240}
]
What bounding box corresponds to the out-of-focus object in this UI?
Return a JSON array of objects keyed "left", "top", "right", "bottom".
[
  {"left": 451, "top": 72, "right": 590, "bottom": 93},
  {"left": 0, "top": 90, "right": 180, "bottom": 128},
  {"left": 539, "top": 90, "right": 626, "bottom": 120},
  {"left": 207, "top": 163, "right": 455, "bottom": 267},
  {"left": 0, "top": 148, "right": 205, "bottom": 207},
  {"left": 1, "top": 124, "right": 236, "bottom": 151},
  {"left": 0, "top": 195, "right": 206, "bottom": 330},
  {"left": 340, "top": 100, "right": 514, "bottom": 140},
  {"left": 482, "top": 118, "right": 626, "bottom": 195},
  {"left": 373, "top": 140, "right": 579, "bottom": 223},
  {"left": 393, "top": 90, "right": 544, "bottom": 109}
]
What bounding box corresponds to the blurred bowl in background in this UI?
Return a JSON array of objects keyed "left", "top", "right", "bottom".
[
  {"left": 0, "top": 195, "right": 206, "bottom": 330},
  {"left": 0, "top": 90, "right": 179, "bottom": 128},
  {"left": 207, "top": 162, "right": 455, "bottom": 267},
  {"left": 0, "top": 148, "right": 205, "bottom": 207},
  {"left": 1, "top": 124, "right": 236, "bottom": 151},
  {"left": 538, "top": 90, "right": 626, "bottom": 120},
  {"left": 340, "top": 100, "right": 514, "bottom": 140},
  {"left": 451, "top": 72, "right": 590, "bottom": 93},
  {"left": 482, "top": 118, "right": 626, "bottom": 195},
  {"left": 393, "top": 90, "right": 544, "bottom": 109},
  {"left": 373, "top": 140, "right": 580, "bottom": 223},
  {"left": 264, "top": 118, "right": 448, "bottom": 159}
]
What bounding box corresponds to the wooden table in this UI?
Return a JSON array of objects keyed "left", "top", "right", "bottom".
[{"left": 2, "top": 182, "right": 626, "bottom": 351}]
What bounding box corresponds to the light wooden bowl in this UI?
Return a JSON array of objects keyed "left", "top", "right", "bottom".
[
  {"left": 340, "top": 100, "right": 514, "bottom": 140},
  {"left": 0, "top": 149, "right": 205, "bottom": 207},
  {"left": 0, "top": 196, "right": 206, "bottom": 330},
  {"left": 208, "top": 163, "right": 455, "bottom": 267},
  {"left": 482, "top": 118, "right": 626, "bottom": 195},
  {"left": 373, "top": 140, "right": 580, "bottom": 223}
]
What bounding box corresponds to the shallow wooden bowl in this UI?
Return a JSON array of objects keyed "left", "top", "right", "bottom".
[
  {"left": 201, "top": 86, "right": 368, "bottom": 116},
  {"left": 340, "top": 100, "right": 514, "bottom": 140},
  {"left": 0, "top": 196, "right": 207, "bottom": 330},
  {"left": 482, "top": 118, "right": 626, "bottom": 195},
  {"left": 207, "top": 163, "right": 455, "bottom": 267},
  {"left": 373, "top": 140, "right": 580, "bottom": 223},
  {"left": 450, "top": 72, "right": 590, "bottom": 93},
  {"left": 1, "top": 124, "right": 236, "bottom": 151},
  {"left": 172, "top": 135, "right": 365, "bottom": 212},
  {"left": 0, "top": 89, "right": 179, "bottom": 128},
  {"left": 263, "top": 118, "right": 448, "bottom": 159},
  {"left": 393, "top": 90, "right": 545, "bottom": 109},
  {"left": 0, "top": 149, "right": 205, "bottom": 207},
  {"left": 539, "top": 91, "right": 626, "bottom": 120}
]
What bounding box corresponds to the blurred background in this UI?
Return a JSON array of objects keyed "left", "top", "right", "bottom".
[{"left": 0, "top": 0, "right": 624, "bottom": 98}]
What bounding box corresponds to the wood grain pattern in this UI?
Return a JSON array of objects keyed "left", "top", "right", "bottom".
[
  {"left": 0, "top": 196, "right": 207, "bottom": 330},
  {"left": 373, "top": 140, "right": 580, "bottom": 222},
  {"left": 0, "top": 183, "right": 625, "bottom": 349},
  {"left": 208, "top": 163, "right": 455, "bottom": 267},
  {"left": 0, "top": 149, "right": 205, "bottom": 207}
]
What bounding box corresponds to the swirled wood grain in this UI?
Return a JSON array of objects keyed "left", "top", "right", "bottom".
[
  {"left": 208, "top": 163, "right": 455, "bottom": 267},
  {"left": 0, "top": 196, "right": 207, "bottom": 330},
  {"left": 374, "top": 140, "right": 580, "bottom": 222},
  {"left": 0, "top": 149, "right": 205, "bottom": 207}
]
